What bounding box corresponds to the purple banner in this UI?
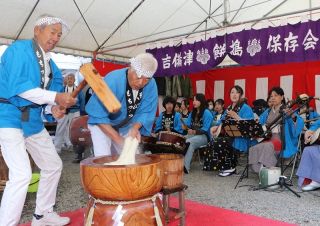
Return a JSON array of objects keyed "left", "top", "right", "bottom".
[{"left": 147, "top": 20, "right": 320, "bottom": 76}]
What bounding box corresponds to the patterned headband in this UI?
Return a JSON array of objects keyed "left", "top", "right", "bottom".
[
  {"left": 35, "top": 16, "right": 70, "bottom": 33},
  {"left": 130, "top": 57, "right": 154, "bottom": 78}
]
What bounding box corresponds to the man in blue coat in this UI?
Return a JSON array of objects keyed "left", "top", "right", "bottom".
[
  {"left": 0, "top": 15, "right": 76, "bottom": 226},
  {"left": 54, "top": 73, "right": 85, "bottom": 153},
  {"left": 86, "top": 53, "right": 158, "bottom": 156}
]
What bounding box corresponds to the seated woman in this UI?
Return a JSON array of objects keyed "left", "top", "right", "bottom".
[
  {"left": 298, "top": 99, "right": 319, "bottom": 130},
  {"left": 207, "top": 99, "right": 215, "bottom": 115},
  {"left": 184, "top": 93, "right": 213, "bottom": 173},
  {"left": 211, "top": 99, "right": 225, "bottom": 126},
  {"left": 210, "top": 85, "right": 254, "bottom": 176},
  {"left": 298, "top": 99, "right": 319, "bottom": 150},
  {"left": 154, "top": 96, "right": 184, "bottom": 134},
  {"left": 296, "top": 118, "right": 320, "bottom": 191},
  {"left": 180, "top": 98, "right": 190, "bottom": 119},
  {"left": 249, "top": 87, "right": 304, "bottom": 173},
  {"left": 174, "top": 101, "right": 181, "bottom": 113}
]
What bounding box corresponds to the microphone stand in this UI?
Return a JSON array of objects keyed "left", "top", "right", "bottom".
[{"left": 253, "top": 101, "right": 308, "bottom": 198}]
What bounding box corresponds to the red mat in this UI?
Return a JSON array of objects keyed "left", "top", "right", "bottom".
[{"left": 20, "top": 198, "right": 296, "bottom": 226}]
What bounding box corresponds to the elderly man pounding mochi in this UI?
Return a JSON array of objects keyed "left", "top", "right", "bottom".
[{"left": 85, "top": 53, "right": 159, "bottom": 157}]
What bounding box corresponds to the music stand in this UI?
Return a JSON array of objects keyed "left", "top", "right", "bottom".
[
  {"left": 234, "top": 119, "right": 266, "bottom": 138},
  {"left": 222, "top": 119, "right": 256, "bottom": 189},
  {"left": 234, "top": 119, "right": 265, "bottom": 189},
  {"left": 223, "top": 119, "right": 266, "bottom": 137},
  {"left": 225, "top": 120, "right": 266, "bottom": 189},
  {"left": 223, "top": 122, "right": 242, "bottom": 137}
]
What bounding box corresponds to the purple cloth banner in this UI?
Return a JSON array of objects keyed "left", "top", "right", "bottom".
[{"left": 147, "top": 20, "right": 320, "bottom": 76}]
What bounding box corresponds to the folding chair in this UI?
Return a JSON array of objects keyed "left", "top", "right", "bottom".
[{"left": 194, "top": 144, "right": 207, "bottom": 165}]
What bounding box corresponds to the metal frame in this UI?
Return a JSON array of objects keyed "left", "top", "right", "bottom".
[
  {"left": 251, "top": 0, "right": 288, "bottom": 27},
  {"left": 73, "top": 0, "right": 100, "bottom": 48},
  {"left": 95, "top": 0, "right": 145, "bottom": 52},
  {"left": 230, "top": 0, "right": 247, "bottom": 23},
  {"left": 99, "top": 0, "right": 272, "bottom": 51},
  {"left": 185, "top": 1, "right": 222, "bottom": 39},
  {"left": 15, "top": 0, "right": 40, "bottom": 40},
  {"left": 3, "top": 0, "right": 319, "bottom": 60},
  {"left": 97, "top": 6, "right": 320, "bottom": 55}
]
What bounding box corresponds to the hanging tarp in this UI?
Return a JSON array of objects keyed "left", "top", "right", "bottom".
[{"left": 147, "top": 20, "right": 320, "bottom": 76}]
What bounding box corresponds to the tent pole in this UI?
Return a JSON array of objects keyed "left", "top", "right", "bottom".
[
  {"left": 310, "top": 0, "right": 312, "bottom": 19},
  {"left": 230, "top": 0, "right": 247, "bottom": 23},
  {"left": 223, "top": 0, "right": 229, "bottom": 26},
  {"left": 95, "top": 0, "right": 145, "bottom": 52},
  {"left": 99, "top": 0, "right": 298, "bottom": 50},
  {"left": 98, "top": 0, "right": 275, "bottom": 50},
  {"left": 193, "top": 0, "right": 209, "bottom": 15},
  {"left": 172, "top": 3, "right": 223, "bottom": 46},
  {"left": 15, "top": 0, "right": 40, "bottom": 40},
  {"left": 73, "top": 0, "right": 100, "bottom": 48},
  {"left": 251, "top": 0, "right": 288, "bottom": 27}
]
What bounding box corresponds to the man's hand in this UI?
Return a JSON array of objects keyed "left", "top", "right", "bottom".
[
  {"left": 128, "top": 123, "right": 142, "bottom": 141},
  {"left": 114, "top": 135, "right": 125, "bottom": 147},
  {"left": 52, "top": 105, "right": 65, "bottom": 119},
  {"left": 97, "top": 124, "right": 125, "bottom": 148},
  {"left": 55, "top": 93, "right": 76, "bottom": 108}
]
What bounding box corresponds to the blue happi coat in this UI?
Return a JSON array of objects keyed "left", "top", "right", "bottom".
[
  {"left": 186, "top": 109, "right": 213, "bottom": 139},
  {"left": 259, "top": 108, "right": 304, "bottom": 158},
  {"left": 154, "top": 112, "right": 184, "bottom": 134},
  {"left": 310, "top": 119, "right": 320, "bottom": 131},
  {"left": 217, "top": 103, "right": 254, "bottom": 152},
  {"left": 0, "top": 40, "right": 63, "bottom": 136},
  {"left": 304, "top": 110, "right": 319, "bottom": 130},
  {"left": 85, "top": 68, "right": 158, "bottom": 136}
]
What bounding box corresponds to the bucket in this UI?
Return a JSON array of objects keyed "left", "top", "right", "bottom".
[
  {"left": 28, "top": 173, "right": 40, "bottom": 193},
  {"left": 259, "top": 167, "right": 281, "bottom": 189},
  {"left": 158, "top": 154, "right": 184, "bottom": 189}
]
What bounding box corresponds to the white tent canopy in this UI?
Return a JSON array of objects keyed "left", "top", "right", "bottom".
[{"left": 1, "top": 0, "right": 320, "bottom": 63}]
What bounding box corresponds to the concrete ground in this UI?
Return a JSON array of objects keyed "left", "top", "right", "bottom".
[{"left": 11, "top": 150, "right": 320, "bottom": 225}]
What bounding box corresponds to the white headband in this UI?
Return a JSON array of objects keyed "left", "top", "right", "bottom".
[
  {"left": 130, "top": 57, "right": 154, "bottom": 78},
  {"left": 35, "top": 16, "right": 70, "bottom": 33}
]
